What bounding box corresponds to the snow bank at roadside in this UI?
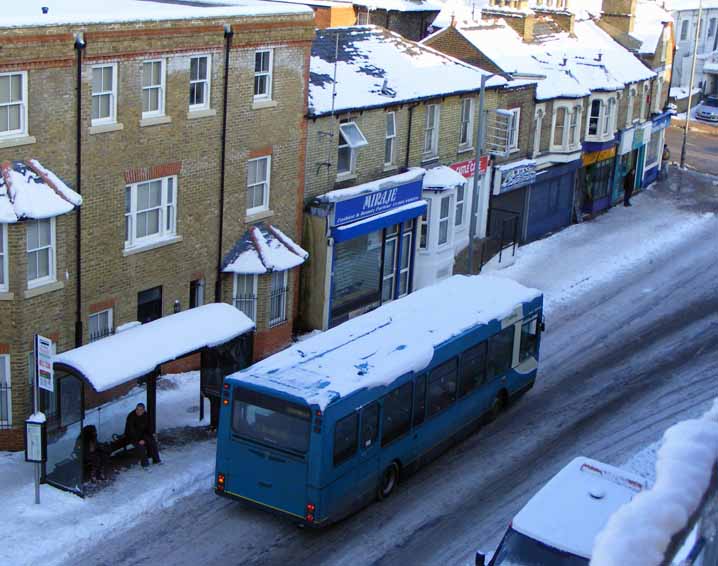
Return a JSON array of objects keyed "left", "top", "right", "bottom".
[{"left": 591, "top": 399, "right": 718, "bottom": 566}]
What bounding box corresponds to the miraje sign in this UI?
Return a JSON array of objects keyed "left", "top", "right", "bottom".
[{"left": 333, "top": 179, "right": 423, "bottom": 226}]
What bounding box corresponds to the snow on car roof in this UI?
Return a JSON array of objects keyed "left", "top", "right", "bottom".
[
  {"left": 229, "top": 275, "right": 542, "bottom": 410},
  {"left": 0, "top": 0, "right": 311, "bottom": 28},
  {"left": 512, "top": 457, "right": 645, "bottom": 559}
]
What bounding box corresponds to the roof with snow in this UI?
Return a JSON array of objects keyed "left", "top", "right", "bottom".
[
  {"left": 228, "top": 275, "right": 542, "bottom": 410},
  {"left": 0, "top": 160, "right": 82, "bottom": 223},
  {"left": 0, "top": 0, "right": 311, "bottom": 28},
  {"left": 353, "top": 0, "right": 442, "bottom": 11},
  {"left": 630, "top": 0, "right": 672, "bottom": 55},
  {"left": 512, "top": 456, "right": 645, "bottom": 559},
  {"left": 54, "top": 303, "right": 255, "bottom": 393},
  {"left": 308, "top": 25, "right": 507, "bottom": 116},
  {"left": 422, "top": 165, "right": 467, "bottom": 190},
  {"left": 222, "top": 223, "right": 308, "bottom": 275}
]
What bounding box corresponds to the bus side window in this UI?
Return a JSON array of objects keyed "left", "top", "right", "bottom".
[
  {"left": 413, "top": 374, "right": 427, "bottom": 428},
  {"left": 381, "top": 382, "right": 413, "bottom": 446},
  {"left": 361, "top": 403, "right": 379, "bottom": 449},
  {"left": 519, "top": 317, "right": 539, "bottom": 362},
  {"left": 488, "top": 326, "right": 515, "bottom": 379},
  {"left": 459, "top": 341, "right": 488, "bottom": 397},
  {"left": 333, "top": 412, "right": 359, "bottom": 466},
  {"left": 428, "top": 358, "right": 458, "bottom": 417}
]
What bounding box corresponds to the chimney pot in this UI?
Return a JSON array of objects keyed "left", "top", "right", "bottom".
[{"left": 41, "top": 6, "right": 48, "bottom": 14}]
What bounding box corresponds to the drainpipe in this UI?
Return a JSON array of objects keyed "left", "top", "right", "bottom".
[
  {"left": 404, "top": 105, "right": 415, "bottom": 169},
  {"left": 74, "top": 33, "right": 85, "bottom": 348},
  {"left": 215, "top": 24, "right": 233, "bottom": 303}
]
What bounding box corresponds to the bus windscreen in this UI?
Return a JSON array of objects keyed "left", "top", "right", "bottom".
[{"left": 231, "top": 387, "right": 311, "bottom": 454}]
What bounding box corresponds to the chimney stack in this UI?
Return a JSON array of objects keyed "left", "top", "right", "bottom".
[{"left": 600, "top": 0, "right": 637, "bottom": 34}]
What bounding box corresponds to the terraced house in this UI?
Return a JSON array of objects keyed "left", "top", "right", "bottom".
[{"left": 0, "top": 0, "right": 315, "bottom": 450}]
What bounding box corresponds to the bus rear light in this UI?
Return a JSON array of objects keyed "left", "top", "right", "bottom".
[
  {"left": 217, "top": 473, "right": 225, "bottom": 490},
  {"left": 223, "top": 383, "right": 230, "bottom": 390},
  {"left": 306, "top": 514, "right": 314, "bottom": 523},
  {"left": 223, "top": 398, "right": 229, "bottom": 406},
  {"left": 306, "top": 503, "right": 316, "bottom": 513}
]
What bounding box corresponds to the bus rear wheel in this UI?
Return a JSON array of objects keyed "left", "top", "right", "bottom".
[
  {"left": 377, "top": 462, "right": 399, "bottom": 500},
  {"left": 488, "top": 391, "right": 508, "bottom": 422}
]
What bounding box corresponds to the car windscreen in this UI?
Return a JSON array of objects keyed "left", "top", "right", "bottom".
[
  {"left": 705, "top": 98, "right": 718, "bottom": 107},
  {"left": 491, "top": 528, "right": 590, "bottom": 566},
  {"left": 231, "top": 387, "right": 311, "bottom": 454}
]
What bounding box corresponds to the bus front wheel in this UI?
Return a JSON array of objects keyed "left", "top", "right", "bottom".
[{"left": 377, "top": 462, "right": 399, "bottom": 500}]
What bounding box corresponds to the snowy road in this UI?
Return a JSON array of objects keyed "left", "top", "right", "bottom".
[{"left": 72, "top": 175, "right": 718, "bottom": 566}]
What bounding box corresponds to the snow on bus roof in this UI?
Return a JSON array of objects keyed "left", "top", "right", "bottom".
[{"left": 229, "top": 275, "right": 542, "bottom": 410}]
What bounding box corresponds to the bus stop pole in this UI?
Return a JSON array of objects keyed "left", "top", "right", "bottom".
[{"left": 33, "top": 335, "right": 40, "bottom": 505}]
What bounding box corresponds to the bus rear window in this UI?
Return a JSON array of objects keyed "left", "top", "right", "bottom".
[{"left": 231, "top": 387, "right": 311, "bottom": 454}]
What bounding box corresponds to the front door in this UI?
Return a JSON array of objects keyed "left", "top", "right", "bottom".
[{"left": 138, "top": 286, "right": 162, "bottom": 323}]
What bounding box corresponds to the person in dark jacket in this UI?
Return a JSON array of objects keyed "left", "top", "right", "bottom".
[
  {"left": 77, "top": 424, "right": 110, "bottom": 482},
  {"left": 623, "top": 167, "right": 636, "bottom": 206},
  {"left": 661, "top": 144, "right": 671, "bottom": 180},
  {"left": 125, "top": 403, "right": 160, "bottom": 467}
]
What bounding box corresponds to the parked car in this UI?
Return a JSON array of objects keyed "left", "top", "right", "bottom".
[
  {"left": 696, "top": 96, "right": 718, "bottom": 122},
  {"left": 476, "top": 457, "right": 645, "bottom": 566}
]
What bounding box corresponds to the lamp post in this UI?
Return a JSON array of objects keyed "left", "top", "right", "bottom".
[{"left": 680, "top": 0, "right": 703, "bottom": 169}]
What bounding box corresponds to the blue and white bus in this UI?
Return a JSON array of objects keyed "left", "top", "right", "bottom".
[{"left": 215, "top": 275, "right": 543, "bottom": 526}]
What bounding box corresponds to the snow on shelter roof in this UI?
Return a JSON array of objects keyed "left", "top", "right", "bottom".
[
  {"left": 222, "top": 223, "right": 308, "bottom": 274},
  {"left": 229, "top": 275, "right": 542, "bottom": 410},
  {"left": 308, "top": 26, "right": 507, "bottom": 117},
  {"left": 512, "top": 457, "right": 645, "bottom": 559},
  {"left": 0, "top": 0, "right": 311, "bottom": 28},
  {"left": 0, "top": 160, "right": 82, "bottom": 223},
  {"left": 54, "top": 303, "right": 255, "bottom": 393}
]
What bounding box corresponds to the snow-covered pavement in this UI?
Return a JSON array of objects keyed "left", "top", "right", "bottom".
[{"left": 3, "top": 170, "right": 718, "bottom": 566}]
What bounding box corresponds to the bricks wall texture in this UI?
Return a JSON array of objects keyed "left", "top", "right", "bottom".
[{"left": 0, "top": 11, "right": 315, "bottom": 448}]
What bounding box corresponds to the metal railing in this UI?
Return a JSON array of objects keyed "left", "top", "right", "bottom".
[
  {"left": 233, "top": 294, "right": 257, "bottom": 323},
  {"left": 88, "top": 327, "right": 113, "bottom": 343},
  {"left": 480, "top": 207, "right": 520, "bottom": 269},
  {"left": 269, "top": 286, "right": 288, "bottom": 327}
]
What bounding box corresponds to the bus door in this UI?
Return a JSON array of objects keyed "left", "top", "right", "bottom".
[{"left": 356, "top": 402, "right": 381, "bottom": 501}]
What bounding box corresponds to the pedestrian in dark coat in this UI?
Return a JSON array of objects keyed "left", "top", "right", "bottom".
[
  {"left": 125, "top": 403, "right": 161, "bottom": 467},
  {"left": 624, "top": 168, "right": 636, "bottom": 207},
  {"left": 77, "top": 424, "right": 110, "bottom": 481}
]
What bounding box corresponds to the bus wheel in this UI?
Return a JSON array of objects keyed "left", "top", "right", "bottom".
[
  {"left": 378, "top": 462, "right": 399, "bottom": 500},
  {"left": 488, "top": 392, "right": 506, "bottom": 422}
]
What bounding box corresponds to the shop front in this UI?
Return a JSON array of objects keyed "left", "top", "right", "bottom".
[
  {"left": 643, "top": 111, "right": 672, "bottom": 186},
  {"left": 580, "top": 146, "right": 617, "bottom": 214},
  {"left": 302, "top": 170, "right": 427, "bottom": 330},
  {"left": 612, "top": 122, "right": 651, "bottom": 205},
  {"left": 525, "top": 159, "right": 580, "bottom": 242},
  {"left": 490, "top": 159, "right": 537, "bottom": 244}
]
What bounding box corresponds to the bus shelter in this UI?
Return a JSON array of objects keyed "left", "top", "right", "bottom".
[{"left": 42, "top": 303, "right": 254, "bottom": 496}]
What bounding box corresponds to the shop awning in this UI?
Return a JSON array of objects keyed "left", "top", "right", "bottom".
[
  {"left": 222, "top": 223, "right": 309, "bottom": 275},
  {"left": 332, "top": 199, "right": 427, "bottom": 243},
  {"left": 53, "top": 303, "right": 255, "bottom": 393}
]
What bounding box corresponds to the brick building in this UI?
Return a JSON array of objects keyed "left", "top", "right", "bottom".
[
  {"left": 0, "top": 0, "right": 315, "bottom": 450},
  {"left": 353, "top": 0, "right": 442, "bottom": 40}
]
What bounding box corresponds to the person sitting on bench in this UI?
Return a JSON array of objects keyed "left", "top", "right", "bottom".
[
  {"left": 76, "top": 424, "right": 110, "bottom": 482},
  {"left": 125, "top": 403, "right": 161, "bottom": 467}
]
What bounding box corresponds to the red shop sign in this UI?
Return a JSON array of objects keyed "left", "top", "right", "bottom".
[{"left": 450, "top": 155, "right": 489, "bottom": 178}]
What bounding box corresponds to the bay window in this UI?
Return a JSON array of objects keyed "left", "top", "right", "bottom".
[
  {"left": 455, "top": 183, "right": 466, "bottom": 227},
  {"left": 233, "top": 274, "right": 257, "bottom": 321},
  {"left": 438, "top": 195, "right": 451, "bottom": 246},
  {"left": 124, "top": 176, "right": 177, "bottom": 249},
  {"left": 269, "top": 270, "right": 288, "bottom": 327},
  {"left": 552, "top": 107, "right": 566, "bottom": 148},
  {"left": 569, "top": 106, "right": 581, "bottom": 147},
  {"left": 587, "top": 95, "right": 617, "bottom": 140},
  {"left": 26, "top": 218, "right": 55, "bottom": 288}
]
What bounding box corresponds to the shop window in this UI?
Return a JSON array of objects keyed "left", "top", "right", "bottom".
[
  {"left": 423, "top": 104, "right": 440, "bottom": 158},
  {"left": 189, "top": 279, "right": 205, "bottom": 309},
  {"left": 331, "top": 231, "right": 382, "bottom": 323},
  {"left": 0, "top": 223, "right": 7, "bottom": 292},
  {"left": 438, "top": 195, "right": 451, "bottom": 246},
  {"left": 337, "top": 121, "right": 367, "bottom": 177},
  {"left": 459, "top": 341, "right": 487, "bottom": 397},
  {"left": 91, "top": 64, "right": 117, "bottom": 125},
  {"left": 382, "top": 381, "right": 413, "bottom": 446},
  {"left": 254, "top": 49, "right": 273, "bottom": 100},
  {"left": 0, "top": 354, "right": 11, "bottom": 426},
  {"left": 142, "top": 60, "right": 165, "bottom": 118},
  {"left": 125, "top": 176, "right": 177, "bottom": 250},
  {"left": 520, "top": 317, "right": 540, "bottom": 362},
  {"left": 412, "top": 374, "right": 427, "bottom": 427},
  {"left": 488, "top": 326, "right": 515, "bottom": 379},
  {"left": 333, "top": 412, "right": 358, "bottom": 466},
  {"left": 646, "top": 130, "right": 662, "bottom": 168},
  {"left": 603, "top": 98, "right": 615, "bottom": 135},
  {"left": 361, "top": 402, "right": 379, "bottom": 449},
  {"left": 269, "top": 270, "right": 288, "bottom": 327},
  {"left": 0, "top": 71, "right": 27, "bottom": 138},
  {"left": 385, "top": 112, "right": 396, "bottom": 166},
  {"left": 138, "top": 286, "right": 162, "bottom": 324},
  {"left": 585, "top": 158, "right": 614, "bottom": 200},
  {"left": 460, "top": 98, "right": 474, "bottom": 148},
  {"left": 26, "top": 218, "right": 55, "bottom": 288},
  {"left": 233, "top": 274, "right": 257, "bottom": 321},
  {"left": 88, "top": 308, "right": 113, "bottom": 342},
  {"left": 189, "top": 55, "right": 211, "bottom": 111},
  {"left": 455, "top": 184, "right": 465, "bottom": 227},
  {"left": 247, "top": 156, "right": 271, "bottom": 214},
  {"left": 428, "top": 358, "right": 458, "bottom": 417}
]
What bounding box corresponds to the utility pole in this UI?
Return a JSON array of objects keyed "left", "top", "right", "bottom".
[
  {"left": 467, "top": 73, "right": 492, "bottom": 274},
  {"left": 680, "top": 0, "right": 703, "bottom": 169}
]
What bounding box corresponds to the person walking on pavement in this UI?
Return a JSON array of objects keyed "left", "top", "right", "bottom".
[
  {"left": 125, "top": 402, "right": 161, "bottom": 467},
  {"left": 624, "top": 167, "right": 636, "bottom": 207},
  {"left": 661, "top": 144, "right": 670, "bottom": 180}
]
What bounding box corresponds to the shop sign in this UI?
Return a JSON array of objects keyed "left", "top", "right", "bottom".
[
  {"left": 450, "top": 155, "right": 489, "bottom": 178},
  {"left": 632, "top": 122, "right": 652, "bottom": 150},
  {"left": 495, "top": 161, "right": 537, "bottom": 194},
  {"left": 582, "top": 147, "right": 616, "bottom": 167},
  {"left": 652, "top": 112, "right": 671, "bottom": 131},
  {"left": 618, "top": 128, "right": 634, "bottom": 155},
  {"left": 333, "top": 179, "right": 423, "bottom": 226},
  {"left": 35, "top": 335, "right": 54, "bottom": 393}
]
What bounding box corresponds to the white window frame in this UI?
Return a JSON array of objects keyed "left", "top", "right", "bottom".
[
  {"left": 550, "top": 105, "right": 568, "bottom": 151},
  {"left": 91, "top": 63, "right": 118, "bottom": 126},
  {"left": 455, "top": 182, "right": 466, "bottom": 228},
  {"left": 640, "top": 82, "right": 649, "bottom": 121},
  {"left": 423, "top": 104, "right": 440, "bottom": 158},
  {"left": 508, "top": 108, "right": 521, "bottom": 151},
  {"left": 653, "top": 77, "right": 664, "bottom": 113},
  {"left": 124, "top": 176, "right": 177, "bottom": 250},
  {"left": 337, "top": 121, "right": 367, "bottom": 177},
  {"left": 189, "top": 55, "right": 211, "bottom": 111},
  {"left": 459, "top": 98, "right": 474, "bottom": 149},
  {"left": 680, "top": 19, "right": 689, "bottom": 41},
  {"left": 253, "top": 49, "right": 274, "bottom": 101},
  {"left": 141, "top": 59, "right": 166, "bottom": 119},
  {"left": 232, "top": 274, "right": 257, "bottom": 322},
  {"left": 569, "top": 105, "right": 581, "bottom": 148},
  {"left": 384, "top": 111, "right": 396, "bottom": 167},
  {"left": 419, "top": 205, "right": 430, "bottom": 250},
  {"left": 532, "top": 106, "right": 544, "bottom": 158},
  {"left": 0, "top": 223, "right": 7, "bottom": 292},
  {"left": 586, "top": 94, "right": 617, "bottom": 141},
  {"left": 0, "top": 354, "right": 11, "bottom": 426},
  {"left": 437, "top": 194, "right": 452, "bottom": 247},
  {"left": 26, "top": 218, "right": 56, "bottom": 289},
  {"left": 269, "top": 270, "right": 288, "bottom": 327},
  {"left": 626, "top": 87, "right": 637, "bottom": 126},
  {"left": 604, "top": 97, "right": 616, "bottom": 135},
  {"left": 88, "top": 308, "right": 113, "bottom": 342},
  {"left": 709, "top": 17, "right": 717, "bottom": 38},
  {"left": 0, "top": 71, "right": 28, "bottom": 139},
  {"left": 246, "top": 156, "right": 271, "bottom": 215}
]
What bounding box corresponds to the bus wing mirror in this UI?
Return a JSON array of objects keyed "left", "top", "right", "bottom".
[{"left": 475, "top": 551, "right": 486, "bottom": 566}]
